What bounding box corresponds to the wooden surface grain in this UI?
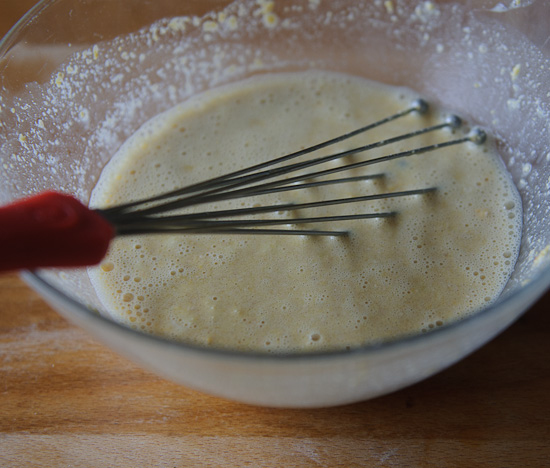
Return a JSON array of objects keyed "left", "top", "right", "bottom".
[{"left": 1, "top": 2, "right": 550, "bottom": 467}]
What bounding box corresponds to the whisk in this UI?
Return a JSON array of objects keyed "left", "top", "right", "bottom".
[{"left": 0, "top": 99, "right": 486, "bottom": 272}]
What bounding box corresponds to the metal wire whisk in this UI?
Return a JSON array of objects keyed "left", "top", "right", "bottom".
[
  {"left": 98, "top": 99, "right": 486, "bottom": 237},
  {"left": 0, "top": 99, "right": 487, "bottom": 272}
]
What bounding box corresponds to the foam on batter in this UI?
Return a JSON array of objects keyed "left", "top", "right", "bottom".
[{"left": 89, "top": 71, "right": 522, "bottom": 353}]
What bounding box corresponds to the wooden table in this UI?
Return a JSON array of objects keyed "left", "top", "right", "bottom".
[{"left": 1, "top": 3, "right": 550, "bottom": 467}]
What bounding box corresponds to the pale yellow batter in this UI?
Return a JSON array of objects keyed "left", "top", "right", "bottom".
[{"left": 89, "top": 71, "right": 522, "bottom": 353}]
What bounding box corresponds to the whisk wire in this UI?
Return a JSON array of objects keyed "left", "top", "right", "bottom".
[{"left": 115, "top": 212, "right": 398, "bottom": 236}]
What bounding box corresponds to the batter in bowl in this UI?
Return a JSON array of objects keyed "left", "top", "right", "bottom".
[{"left": 89, "top": 71, "right": 522, "bottom": 353}]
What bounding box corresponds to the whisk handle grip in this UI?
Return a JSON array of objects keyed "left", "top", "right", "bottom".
[{"left": 0, "top": 192, "right": 114, "bottom": 273}]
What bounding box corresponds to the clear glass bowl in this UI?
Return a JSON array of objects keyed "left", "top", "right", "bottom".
[{"left": 1, "top": 0, "right": 550, "bottom": 407}]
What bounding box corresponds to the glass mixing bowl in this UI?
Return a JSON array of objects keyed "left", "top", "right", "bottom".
[{"left": 1, "top": 0, "right": 550, "bottom": 407}]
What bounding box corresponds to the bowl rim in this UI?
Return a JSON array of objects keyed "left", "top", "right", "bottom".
[
  {"left": 0, "top": 0, "right": 54, "bottom": 57},
  {"left": 5, "top": 0, "right": 550, "bottom": 362}
]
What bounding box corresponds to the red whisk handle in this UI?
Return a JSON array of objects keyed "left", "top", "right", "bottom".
[{"left": 0, "top": 192, "right": 115, "bottom": 273}]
